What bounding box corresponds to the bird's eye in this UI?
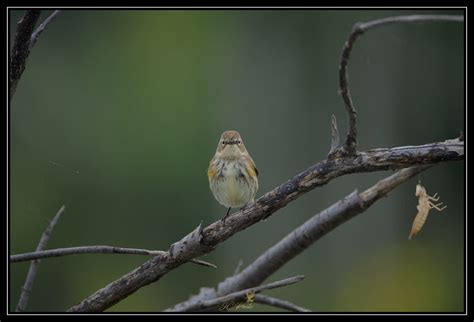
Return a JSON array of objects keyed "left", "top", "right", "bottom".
[
  {"left": 222, "top": 141, "right": 226, "bottom": 145},
  {"left": 237, "top": 140, "right": 241, "bottom": 144}
]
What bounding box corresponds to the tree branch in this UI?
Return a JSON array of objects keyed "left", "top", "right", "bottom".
[
  {"left": 9, "top": 10, "right": 60, "bottom": 102},
  {"left": 166, "top": 275, "right": 304, "bottom": 312},
  {"left": 328, "top": 114, "right": 340, "bottom": 157},
  {"left": 15, "top": 205, "right": 65, "bottom": 312},
  {"left": 29, "top": 10, "right": 61, "bottom": 49},
  {"left": 10, "top": 246, "right": 216, "bottom": 269},
  {"left": 167, "top": 165, "right": 431, "bottom": 311},
  {"left": 68, "top": 138, "right": 462, "bottom": 312},
  {"left": 338, "top": 14, "right": 464, "bottom": 155},
  {"left": 217, "top": 166, "right": 431, "bottom": 296},
  {"left": 8, "top": 12, "right": 462, "bottom": 312},
  {"left": 233, "top": 259, "right": 244, "bottom": 276},
  {"left": 253, "top": 294, "right": 311, "bottom": 312},
  {"left": 9, "top": 10, "right": 41, "bottom": 102}
]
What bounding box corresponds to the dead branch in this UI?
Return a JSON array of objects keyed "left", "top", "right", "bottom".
[
  {"left": 29, "top": 10, "right": 61, "bottom": 49},
  {"left": 166, "top": 275, "right": 304, "bottom": 312},
  {"left": 68, "top": 137, "right": 462, "bottom": 312},
  {"left": 338, "top": 14, "right": 464, "bottom": 155},
  {"left": 10, "top": 246, "right": 216, "bottom": 269},
  {"left": 9, "top": 10, "right": 41, "bottom": 102},
  {"left": 253, "top": 294, "right": 311, "bottom": 312},
  {"left": 9, "top": 12, "right": 463, "bottom": 313},
  {"left": 167, "top": 166, "right": 430, "bottom": 312},
  {"left": 9, "top": 10, "right": 60, "bottom": 102},
  {"left": 15, "top": 205, "right": 65, "bottom": 312}
]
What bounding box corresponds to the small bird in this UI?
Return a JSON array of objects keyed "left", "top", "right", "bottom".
[{"left": 208, "top": 130, "right": 259, "bottom": 223}]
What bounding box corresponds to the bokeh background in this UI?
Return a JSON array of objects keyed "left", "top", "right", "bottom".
[{"left": 9, "top": 9, "right": 464, "bottom": 312}]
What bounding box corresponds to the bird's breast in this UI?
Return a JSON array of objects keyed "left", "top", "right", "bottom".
[{"left": 213, "top": 160, "right": 254, "bottom": 207}]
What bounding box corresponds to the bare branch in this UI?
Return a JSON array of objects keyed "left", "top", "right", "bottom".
[
  {"left": 233, "top": 259, "right": 244, "bottom": 276},
  {"left": 10, "top": 246, "right": 216, "bottom": 269},
  {"left": 328, "top": 114, "right": 340, "bottom": 157},
  {"left": 166, "top": 275, "right": 304, "bottom": 312},
  {"left": 356, "top": 15, "right": 464, "bottom": 31},
  {"left": 29, "top": 10, "right": 61, "bottom": 49},
  {"left": 218, "top": 166, "right": 430, "bottom": 295},
  {"left": 11, "top": 246, "right": 165, "bottom": 262},
  {"left": 168, "top": 166, "right": 431, "bottom": 311},
  {"left": 68, "top": 138, "right": 462, "bottom": 312},
  {"left": 253, "top": 294, "right": 311, "bottom": 312},
  {"left": 190, "top": 259, "right": 218, "bottom": 269},
  {"left": 9, "top": 10, "right": 41, "bottom": 102},
  {"left": 8, "top": 10, "right": 463, "bottom": 313},
  {"left": 15, "top": 205, "right": 65, "bottom": 312},
  {"left": 339, "top": 14, "right": 464, "bottom": 155}
]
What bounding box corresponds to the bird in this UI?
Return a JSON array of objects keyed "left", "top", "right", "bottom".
[{"left": 208, "top": 130, "right": 259, "bottom": 223}]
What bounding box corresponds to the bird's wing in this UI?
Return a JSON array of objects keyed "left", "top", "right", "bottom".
[{"left": 244, "top": 154, "right": 258, "bottom": 178}]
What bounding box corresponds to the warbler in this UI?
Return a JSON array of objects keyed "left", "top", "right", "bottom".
[{"left": 208, "top": 130, "right": 259, "bottom": 223}]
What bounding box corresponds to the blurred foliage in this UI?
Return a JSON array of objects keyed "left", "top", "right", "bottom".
[{"left": 9, "top": 9, "right": 464, "bottom": 312}]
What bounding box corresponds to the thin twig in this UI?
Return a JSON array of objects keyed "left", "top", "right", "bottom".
[
  {"left": 254, "top": 294, "right": 311, "bottom": 312},
  {"left": 68, "top": 138, "right": 462, "bottom": 312},
  {"left": 29, "top": 10, "right": 61, "bottom": 49},
  {"left": 9, "top": 10, "right": 41, "bottom": 102},
  {"left": 167, "top": 275, "right": 304, "bottom": 312},
  {"left": 10, "top": 246, "right": 216, "bottom": 269},
  {"left": 233, "top": 259, "right": 244, "bottom": 276},
  {"left": 15, "top": 205, "right": 65, "bottom": 312},
  {"left": 191, "top": 259, "right": 218, "bottom": 269},
  {"left": 11, "top": 246, "right": 165, "bottom": 262},
  {"left": 328, "top": 114, "right": 340, "bottom": 157},
  {"left": 167, "top": 166, "right": 431, "bottom": 311},
  {"left": 339, "top": 14, "right": 464, "bottom": 155}
]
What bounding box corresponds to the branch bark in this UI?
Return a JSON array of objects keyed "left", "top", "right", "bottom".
[
  {"left": 338, "top": 14, "right": 464, "bottom": 155},
  {"left": 15, "top": 205, "right": 65, "bottom": 312},
  {"left": 68, "top": 138, "right": 462, "bottom": 312},
  {"left": 167, "top": 165, "right": 431, "bottom": 312},
  {"left": 9, "top": 10, "right": 41, "bottom": 102},
  {"left": 9, "top": 10, "right": 60, "bottom": 102}
]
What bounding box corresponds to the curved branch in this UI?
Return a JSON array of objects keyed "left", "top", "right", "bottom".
[
  {"left": 68, "top": 138, "right": 462, "bottom": 312},
  {"left": 167, "top": 165, "right": 431, "bottom": 311},
  {"left": 339, "top": 14, "right": 464, "bottom": 155}
]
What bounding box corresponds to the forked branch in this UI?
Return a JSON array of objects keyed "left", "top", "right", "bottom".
[
  {"left": 10, "top": 10, "right": 60, "bottom": 102},
  {"left": 167, "top": 166, "right": 431, "bottom": 311},
  {"left": 338, "top": 14, "right": 463, "bottom": 155},
  {"left": 68, "top": 138, "right": 462, "bottom": 312}
]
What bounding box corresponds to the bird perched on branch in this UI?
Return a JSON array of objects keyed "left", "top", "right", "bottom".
[{"left": 208, "top": 130, "right": 259, "bottom": 223}]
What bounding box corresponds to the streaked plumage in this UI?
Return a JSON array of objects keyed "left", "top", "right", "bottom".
[{"left": 208, "top": 131, "right": 258, "bottom": 220}]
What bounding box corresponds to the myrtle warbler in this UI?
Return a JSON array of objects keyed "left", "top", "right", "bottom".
[{"left": 208, "top": 130, "right": 259, "bottom": 223}]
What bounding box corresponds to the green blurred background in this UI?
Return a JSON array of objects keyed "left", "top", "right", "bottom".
[{"left": 9, "top": 9, "right": 464, "bottom": 312}]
